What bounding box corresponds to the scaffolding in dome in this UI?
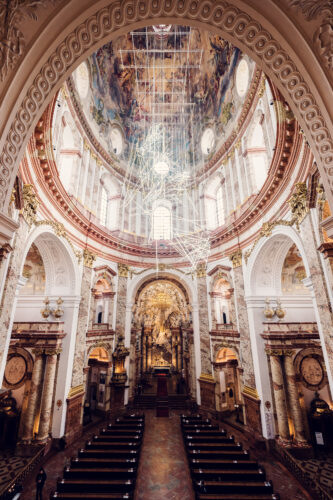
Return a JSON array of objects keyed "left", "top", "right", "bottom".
[{"left": 120, "top": 26, "right": 210, "bottom": 271}]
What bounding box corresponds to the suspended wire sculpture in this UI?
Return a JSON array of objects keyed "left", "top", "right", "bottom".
[{"left": 119, "top": 26, "right": 211, "bottom": 272}]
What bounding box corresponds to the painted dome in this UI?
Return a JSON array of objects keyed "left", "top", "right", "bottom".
[{"left": 71, "top": 25, "right": 257, "bottom": 175}]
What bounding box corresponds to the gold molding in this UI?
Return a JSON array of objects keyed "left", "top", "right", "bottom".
[
  {"left": 199, "top": 372, "right": 215, "bottom": 383},
  {"left": 67, "top": 384, "right": 84, "bottom": 399},
  {"left": 242, "top": 385, "right": 259, "bottom": 400}
]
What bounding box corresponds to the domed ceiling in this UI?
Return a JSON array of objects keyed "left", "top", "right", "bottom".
[{"left": 72, "top": 25, "right": 256, "bottom": 174}]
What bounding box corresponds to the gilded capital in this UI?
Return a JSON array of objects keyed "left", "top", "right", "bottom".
[
  {"left": 118, "top": 262, "right": 130, "bottom": 278},
  {"left": 45, "top": 348, "right": 62, "bottom": 356},
  {"left": 266, "top": 348, "right": 283, "bottom": 357},
  {"left": 83, "top": 249, "right": 96, "bottom": 268},
  {"left": 196, "top": 262, "right": 207, "bottom": 278},
  {"left": 229, "top": 249, "right": 242, "bottom": 268}
]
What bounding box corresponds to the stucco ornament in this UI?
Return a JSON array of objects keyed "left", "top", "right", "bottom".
[
  {"left": 0, "top": 0, "right": 45, "bottom": 80},
  {"left": 21, "top": 183, "right": 38, "bottom": 225},
  {"left": 288, "top": 182, "right": 308, "bottom": 229},
  {"left": 290, "top": 0, "right": 333, "bottom": 71}
]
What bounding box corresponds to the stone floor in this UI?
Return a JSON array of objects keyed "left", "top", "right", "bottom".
[
  {"left": 18, "top": 409, "right": 314, "bottom": 500},
  {"left": 298, "top": 454, "right": 333, "bottom": 497},
  {"left": 0, "top": 451, "right": 31, "bottom": 491},
  {"left": 135, "top": 411, "right": 194, "bottom": 500}
]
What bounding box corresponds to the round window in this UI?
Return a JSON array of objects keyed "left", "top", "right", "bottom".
[
  {"left": 74, "top": 62, "right": 90, "bottom": 99},
  {"left": 110, "top": 127, "right": 124, "bottom": 156},
  {"left": 201, "top": 128, "right": 215, "bottom": 155},
  {"left": 236, "top": 59, "right": 249, "bottom": 97}
]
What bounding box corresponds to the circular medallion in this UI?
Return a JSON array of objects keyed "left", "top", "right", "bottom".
[
  {"left": 4, "top": 355, "right": 27, "bottom": 387},
  {"left": 301, "top": 356, "right": 323, "bottom": 387}
]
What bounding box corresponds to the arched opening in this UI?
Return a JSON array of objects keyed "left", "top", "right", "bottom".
[
  {"left": 215, "top": 347, "right": 241, "bottom": 420},
  {"left": 132, "top": 277, "right": 191, "bottom": 398},
  {"left": 1, "top": 230, "right": 79, "bottom": 445},
  {"left": 85, "top": 347, "right": 112, "bottom": 422},
  {"left": 247, "top": 228, "right": 332, "bottom": 442}
]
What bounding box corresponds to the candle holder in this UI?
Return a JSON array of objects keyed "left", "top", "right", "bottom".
[
  {"left": 275, "top": 299, "right": 286, "bottom": 321},
  {"left": 53, "top": 297, "right": 64, "bottom": 319},
  {"left": 263, "top": 298, "right": 275, "bottom": 320},
  {"left": 41, "top": 297, "right": 51, "bottom": 319}
]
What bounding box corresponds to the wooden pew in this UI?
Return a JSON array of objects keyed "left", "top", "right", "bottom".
[
  {"left": 70, "top": 457, "right": 138, "bottom": 469},
  {"left": 63, "top": 467, "right": 137, "bottom": 480},
  {"left": 180, "top": 415, "right": 280, "bottom": 500},
  {"left": 51, "top": 414, "right": 145, "bottom": 499},
  {"left": 194, "top": 479, "right": 274, "bottom": 495},
  {"left": 191, "top": 468, "right": 266, "bottom": 482},
  {"left": 50, "top": 493, "right": 132, "bottom": 499},
  {"left": 56, "top": 478, "right": 134, "bottom": 493},
  {"left": 187, "top": 449, "right": 250, "bottom": 460},
  {"left": 189, "top": 459, "right": 258, "bottom": 470},
  {"left": 186, "top": 442, "right": 244, "bottom": 452},
  {"left": 195, "top": 494, "right": 280, "bottom": 500}
]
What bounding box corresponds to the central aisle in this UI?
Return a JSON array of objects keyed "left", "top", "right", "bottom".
[{"left": 135, "top": 410, "right": 195, "bottom": 500}]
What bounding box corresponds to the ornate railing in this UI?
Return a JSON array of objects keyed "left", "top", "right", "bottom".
[
  {"left": 273, "top": 443, "right": 331, "bottom": 500},
  {"left": 0, "top": 445, "right": 45, "bottom": 499}
]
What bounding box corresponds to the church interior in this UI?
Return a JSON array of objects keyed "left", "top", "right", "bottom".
[{"left": 0, "top": 2, "right": 332, "bottom": 499}]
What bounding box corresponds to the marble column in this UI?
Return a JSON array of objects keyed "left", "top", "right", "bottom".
[
  {"left": 0, "top": 216, "right": 29, "bottom": 384},
  {"left": 196, "top": 266, "right": 212, "bottom": 375},
  {"left": 301, "top": 213, "right": 333, "bottom": 391},
  {"left": 283, "top": 352, "right": 307, "bottom": 443},
  {"left": 21, "top": 349, "right": 44, "bottom": 443},
  {"left": 230, "top": 252, "right": 256, "bottom": 389},
  {"left": 36, "top": 350, "right": 59, "bottom": 442},
  {"left": 269, "top": 352, "right": 290, "bottom": 442},
  {"left": 71, "top": 251, "right": 95, "bottom": 389},
  {"left": 115, "top": 264, "right": 129, "bottom": 339},
  {"left": 107, "top": 291, "right": 115, "bottom": 328},
  {"left": 89, "top": 290, "right": 96, "bottom": 329},
  {"left": 209, "top": 292, "right": 217, "bottom": 329}
]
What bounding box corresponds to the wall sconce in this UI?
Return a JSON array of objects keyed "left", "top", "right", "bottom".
[{"left": 40, "top": 297, "right": 64, "bottom": 320}]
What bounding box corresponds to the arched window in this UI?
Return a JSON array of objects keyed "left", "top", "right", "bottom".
[
  {"left": 99, "top": 174, "right": 120, "bottom": 230},
  {"left": 59, "top": 124, "right": 76, "bottom": 190},
  {"left": 100, "top": 186, "right": 108, "bottom": 226},
  {"left": 248, "top": 121, "right": 268, "bottom": 192},
  {"left": 153, "top": 205, "right": 172, "bottom": 240},
  {"left": 216, "top": 186, "right": 224, "bottom": 226}
]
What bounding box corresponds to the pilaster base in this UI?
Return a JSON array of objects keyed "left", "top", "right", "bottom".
[
  {"left": 198, "top": 373, "right": 216, "bottom": 417},
  {"left": 65, "top": 386, "right": 84, "bottom": 446},
  {"left": 242, "top": 386, "right": 262, "bottom": 439},
  {"left": 109, "top": 384, "right": 126, "bottom": 418}
]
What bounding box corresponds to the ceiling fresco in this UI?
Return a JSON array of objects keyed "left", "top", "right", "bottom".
[{"left": 73, "top": 25, "right": 256, "bottom": 169}]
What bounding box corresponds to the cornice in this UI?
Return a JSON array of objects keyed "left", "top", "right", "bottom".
[{"left": 27, "top": 87, "right": 307, "bottom": 262}]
